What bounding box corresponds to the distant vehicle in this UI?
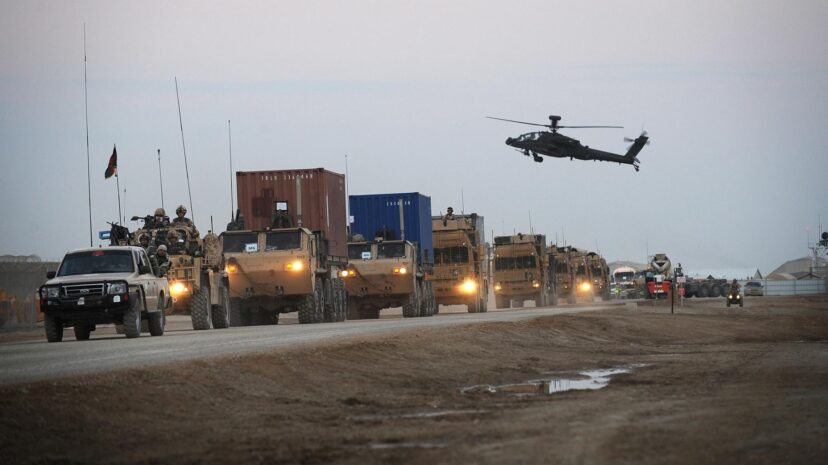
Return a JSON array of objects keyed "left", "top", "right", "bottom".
[
  {"left": 726, "top": 287, "right": 743, "bottom": 307},
  {"left": 38, "top": 246, "right": 169, "bottom": 342},
  {"left": 487, "top": 114, "right": 650, "bottom": 171},
  {"left": 744, "top": 281, "right": 764, "bottom": 296}
]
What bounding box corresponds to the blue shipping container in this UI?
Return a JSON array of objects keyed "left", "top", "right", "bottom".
[{"left": 349, "top": 193, "right": 433, "bottom": 265}]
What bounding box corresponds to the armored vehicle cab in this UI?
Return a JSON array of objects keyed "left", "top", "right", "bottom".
[
  {"left": 492, "top": 233, "right": 553, "bottom": 308},
  {"left": 430, "top": 212, "right": 488, "bottom": 313}
]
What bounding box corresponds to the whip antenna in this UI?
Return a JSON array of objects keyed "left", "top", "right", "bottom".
[
  {"left": 175, "top": 77, "right": 195, "bottom": 224},
  {"left": 83, "top": 23, "right": 92, "bottom": 246}
]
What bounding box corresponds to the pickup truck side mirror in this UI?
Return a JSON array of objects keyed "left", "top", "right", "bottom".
[{"left": 46, "top": 271, "right": 56, "bottom": 279}]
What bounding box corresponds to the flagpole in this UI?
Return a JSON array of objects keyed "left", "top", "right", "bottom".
[
  {"left": 116, "top": 173, "right": 122, "bottom": 225},
  {"left": 157, "top": 149, "right": 165, "bottom": 211},
  {"left": 83, "top": 23, "right": 92, "bottom": 246}
]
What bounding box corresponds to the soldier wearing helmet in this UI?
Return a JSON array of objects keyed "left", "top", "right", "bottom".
[
  {"left": 138, "top": 234, "right": 150, "bottom": 250},
  {"left": 172, "top": 204, "right": 199, "bottom": 237},
  {"left": 148, "top": 207, "right": 169, "bottom": 229},
  {"left": 154, "top": 244, "right": 170, "bottom": 274}
]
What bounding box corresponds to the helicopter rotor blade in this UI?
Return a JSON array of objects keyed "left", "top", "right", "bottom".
[
  {"left": 558, "top": 125, "right": 624, "bottom": 129},
  {"left": 486, "top": 116, "right": 552, "bottom": 128}
]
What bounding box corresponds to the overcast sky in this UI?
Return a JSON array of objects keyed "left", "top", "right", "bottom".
[{"left": 1, "top": 0, "right": 826, "bottom": 275}]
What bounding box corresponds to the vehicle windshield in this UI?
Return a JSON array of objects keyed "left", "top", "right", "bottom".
[
  {"left": 615, "top": 272, "right": 635, "bottom": 282},
  {"left": 223, "top": 233, "right": 258, "bottom": 253},
  {"left": 266, "top": 231, "right": 301, "bottom": 251},
  {"left": 377, "top": 242, "right": 406, "bottom": 259},
  {"left": 57, "top": 250, "right": 134, "bottom": 276},
  {"left": 348, "top": 244, "right": 372, "bottom": 260},
  {"left": 495, "top": 255, "right": 536, "bottom": 270},
  {"left": 554, "top": 260, "right": 569, "bottom": 274},
  {"left": 745, "top": 282, "right": 761, "bottom": 287},
  {"left": 434, "top": 246, "right": 469, "bottom": 265}
]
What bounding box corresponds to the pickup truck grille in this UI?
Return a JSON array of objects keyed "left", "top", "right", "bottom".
[{"left": 63, "top": 283, "right": 105, "bottom": 298}]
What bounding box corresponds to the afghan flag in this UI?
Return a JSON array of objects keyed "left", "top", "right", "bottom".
[{"left": 104, "top": 145, "right": 117, "bottom": 179}]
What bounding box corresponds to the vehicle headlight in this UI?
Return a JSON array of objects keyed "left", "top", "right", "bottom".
[
  {"left": 494, "top": 283, "right": 502, "bottom": 291},
  {"left": 736, "top": 295, "right": 741, "bottom": 299},
  {"left": 226, "top": 264, "right": 238, "bottom": 273},
  {"left": 339, "top": 269, "right": 350, "bottom": 278},
  {"left": 728, "top": 294, "right": 732, "bottom": 299},
  {"left": 108, "top": 283, "right": 127, "bottom": 295},
  {"left": 579, "top": 282, "right": 592, "bottom": 292},
  {"left": 170, "top": 281, "right": 188, "bottom": 296},
  {"left": 46, "top": 287, "right": 60, "bottom": 299},
  {"left": 286, "top": 260, "right": 304, "bottom": 271},
  {"left": 461, "top": 278, "right": 477, "bottom": 293},
  {"left": 532, "top": 281, "right": 541, "bottom": 289},
  {"left": 393, "top": 267, "right": 407, "bottom": 274}
]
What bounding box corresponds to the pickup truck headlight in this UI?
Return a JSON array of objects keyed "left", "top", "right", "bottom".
[
  {"left": 46, "top": 287, "right": 60, "bottom": 299},
  {"left": 108, "top": 283, "right": 127, "bottom": 295}
]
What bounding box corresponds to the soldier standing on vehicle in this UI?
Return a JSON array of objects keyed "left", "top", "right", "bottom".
[
  {"left": 149, "top": 208, "right": 169, "bottom": 229},
  {"left": 444, "top": 207, "right": 455, "bottom": 220},
  {"left": 172, "top": 205, "right": 199, "bottom": 237},
  {"left": 165, "top": 230, "right": 183, "bottom": 254},
  {"left": 138, "top": 234, "right": 150, "bottom": 250}
]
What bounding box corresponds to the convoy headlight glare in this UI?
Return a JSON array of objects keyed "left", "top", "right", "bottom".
[
  {"left": 108, "top": 283, "right": 127, "bottom": 295},
  {"left": 532, "top": 282, "right": 541, "bottom": 288},
  {"left": 728, "top": 294, "right": 732, "bottom": 299},
  {"left": 339, "top": 270, "right": 350, "bottom": 278},
  {"left": 393, "top": 267, "right": 407, "bottom": 274},
  {"left": 579, "top": 282, "right": 592, "bottom": 292},
  {"left": 736, "top": 295, "right": 741, "bottom": 299},
  {"left": 226, "top": 264, "right": 238, "bottom": 273},
  {"left": 286, "top": 261, "right": 304, "bottom": 271},
  {"left": 461, "top": 279, "right": 477, "bottom": 293},
  {"left": 494, "top": 283, "right": 502, "bottom": 291},
  {"left": 46, "top": 287, "right": 60, "bottom": 299},
  {"left": 170, "top": 281, "right": 188, "bottom": 295},
  {"left": 348, "top": 269, "right": 356, "bottom": 276}
]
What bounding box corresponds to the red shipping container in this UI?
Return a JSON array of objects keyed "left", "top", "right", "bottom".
[{"left": 235, "top": 168, "right": 347, "bottom": 257}]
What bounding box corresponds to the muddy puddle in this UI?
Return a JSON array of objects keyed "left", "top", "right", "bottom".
[{"left": 461, "top": 364, "right": 647, "bottom": 396}]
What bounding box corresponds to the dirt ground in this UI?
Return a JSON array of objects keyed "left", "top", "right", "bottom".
[{"left": 1, "top": 295, "right": 827, "bottom": 465}]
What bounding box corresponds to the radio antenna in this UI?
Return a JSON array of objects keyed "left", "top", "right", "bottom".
[
  {"left": 157, "top": 149, "right": 165, "bottom": 210},
  {"left": 175, "top": 77, "right": 195, "bottom": 224},
  {"left": 83, "top": 23, "right": 92, "bottom": 246},
  {"left": 228, "top": 119, "right": 234, "bottom": 222}
]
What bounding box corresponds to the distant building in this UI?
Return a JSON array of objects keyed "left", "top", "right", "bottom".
[{"left": 767, "top": 256, "right": 827, "bottom": 280}]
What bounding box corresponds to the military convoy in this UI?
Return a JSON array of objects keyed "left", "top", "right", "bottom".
[
  {"left": 548, "top": 246, "right": 609, "bottom": 303},
  {"left": 221, "top": 169, "right": 348, "bottom": 325},
  {"left": 342, "top": 193, "right": 435, "bottom": 319},
  {"left": 430, "top": 211, "right": 488, "bottom": 313},
  {"left": 492, "top": 233, "right": 553, "bottom": 308}
]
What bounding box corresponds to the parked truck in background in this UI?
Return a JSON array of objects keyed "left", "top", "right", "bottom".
[
  {"left": 612, "top": 266, "right": 640, "bottom": 299},
  {"left": 221, "top": 168, "right": 348, "bottom": 325},
  {"left": 549, "top": 246, "right": 602, "bottom": 303},
  {"left": 430, "top": 211, "right": 488, "bottom": 313},
  {"left": 492, "top": 233, "right": 552, "bottom": 308},
  {"left": 587, "top": 252, "right": 611, "bottom": 300},
  {"left": 342, "top": 193, "right": 435, "bottom": 319},
  {"left": 643, "top": 253, "right": 673, "bottom": 299}
]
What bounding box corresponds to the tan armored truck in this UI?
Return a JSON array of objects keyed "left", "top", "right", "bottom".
[
  {"left": 221, "top": 168, "right": 349, "bottom": 325},
  {"left": 492, "top": 233, "right": 553, "bottom": 308},
  {"left": 341, "top": 238, "right": 433, "bottom": 319},
  {"left": 343, "top": 193, "right": 435, "bottom": 319},
  {"left": 128, "top": 219, "right": 229, "bottom": 330},
  {"left": 430, "top": 212, "right": 488, "bottom": 313},
  {"left": 586, "top": 252, "right": 611, "bottom": 300}
]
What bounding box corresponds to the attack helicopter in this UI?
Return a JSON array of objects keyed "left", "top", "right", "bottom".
[{"left": 487, "top": 115, "right": 650, "bottom": 171}]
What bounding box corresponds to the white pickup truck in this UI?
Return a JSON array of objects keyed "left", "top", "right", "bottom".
[{"left": 39, "top": 246, "right": 170, "bottom": 342}]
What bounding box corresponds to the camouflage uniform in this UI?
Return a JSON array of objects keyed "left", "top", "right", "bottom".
[
  {"left": 154, "top": 245, "right": 171, "bottom": 274},
  {"left": 172, "top": 205, "right": 199, "bottom": 237}
]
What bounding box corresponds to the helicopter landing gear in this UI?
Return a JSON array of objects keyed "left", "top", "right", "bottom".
[
  {"left": 633, "top": 161, "right": 640, "bottom": 172},
  {"left": 532, "top": 153, "right": 544, "bottom": 163}
]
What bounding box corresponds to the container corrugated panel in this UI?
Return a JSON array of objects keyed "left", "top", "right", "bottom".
[
  {"left": 235, "top": 168, "right": 347, "bottom": 257},
  {"left": 349, "top": 193, "right": 433, "bottom": 265}
]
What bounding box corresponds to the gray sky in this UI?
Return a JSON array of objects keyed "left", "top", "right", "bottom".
[{"left": 1, "top": 0, "right": 827, "bottom": 275}]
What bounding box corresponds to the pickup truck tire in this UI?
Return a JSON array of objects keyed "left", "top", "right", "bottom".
[
  {"left": 148, "top": 296, "right": 165, "bottom": 337},
  {"left": 211, "top": 286, "right": 230, "bottom": 329},
  {"left": 123, "top": 293, "right": 143, "bottom": 338},
  {"left": 44, "top": 314, "right": 63, "bottom": 342},
  {"left": 298, "top": 279, "right": 324, "bottom": 324},
  {"left": 190, "top": 288, "right": 212, "bottom": 330},
  {"left": 402, "top": 284, "right": 420, "bottom": 318},
  {"left": 73, "top": 324, "right": 92, "bottom": 340}
]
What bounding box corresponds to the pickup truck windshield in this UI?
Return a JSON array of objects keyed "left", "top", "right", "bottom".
[{"left": 58, "top": 250, "right": 134, "bottom": 276}]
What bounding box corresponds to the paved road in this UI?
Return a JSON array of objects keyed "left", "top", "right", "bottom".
[{"left": 0, "top": 303, "right": 623, "bottom": 386}]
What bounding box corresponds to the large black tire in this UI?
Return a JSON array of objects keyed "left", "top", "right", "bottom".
[
  {"left": 420, "top": 282, "right": 434, "bottom": 317},
  {"left": 212, "top": 286, "right": 230, "bottom": 329},
  {"left": 228, "top": 297, "right": 246, "bottom": 327},
  {"left": 73, "top": 324, "right": 92, "bottom": 341},
  {"left": 739, "top": 299, "right": 743, "bottom": 308},
  {"left": 710, "top": 285, "right": 721, "bottom": 298},
  {"left": 323, "top": 278, "right": 336, "bottom": 323},
  {"left": 148, "top": 310, "right": 165, "bottom": 336},
  {"left": 252, "top": 310, "right": 279, "bottom": 325},
  {"left": 468, "top": 297, "right": 481, "bottom": 313},
  {"left": 123, "top": 293, "right": 143, "bottom": 338},
  {"left": 699, "top": 285, "right": 710, "bottom": 298},
  {"left": 190, "top": 288, "right": 212, "bottom": 330},
  {"left": 334, "top": 279, "right": 347, "bottom": 322},
  {"left": 402, "top": 283, "right": 420, "bottom": 318},
  {"left": 726, "top": 299, "right": 731, "bottom": 308},
  {"left": 298, "top": 278, "right": 324, "bottom": 324},
  {"left": 567, "top": 293, "right": 576, "bottom": 304},
  {"left": 44, "top": 313, "right": 63, "bottom": 343},
  {"left": 347, "top": 298, "right": 361, "bottom": 320}
]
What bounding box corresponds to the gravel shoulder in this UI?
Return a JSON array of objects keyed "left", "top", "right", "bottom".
[{"left": 1, "top": 295, "right": 826, "bottom": 465}]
